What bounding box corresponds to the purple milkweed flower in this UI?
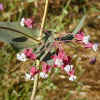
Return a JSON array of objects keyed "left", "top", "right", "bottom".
[{"left": 0, "top": 3, "right": 4, "bottom": 11}]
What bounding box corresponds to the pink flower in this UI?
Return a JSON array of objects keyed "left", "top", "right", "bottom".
[
  {"left": 42, "top": 62, "right": 51, "bottom": 73},
  {"left": 0, "top": 3, "right": 4, "bottom": 11},
  {"left": 67, "top": 68, "right": 75, "bottom": 76},
  {"left": 84, "top": 42, "right": 98, "bottom": 51},
  {"left": 64, "top": 64, "right": 75, "bottom": 76},
  {"left": 57, "top": 49, "right": 65, "bottom": 59},
  {"left": 82, "top": 35, "right": 90, "bottom": 44},
  {"left": 64, "top": 65, "right": 73, "bottom": 73},
  {"left": 24, "top": 48, "right": 33, "bottom": 56},
  {"left": 30, "top": 66, "right": 39, "bottom": 76},
  {"left": 52, "top": 49, "right": 71, "bottom": 69},
  {"left": 51, "top": 50, "right": 64, "bottom": 67},
  {"left": 75, "top": 31, "right": 84, "bottom": 41},
  {"left": 75, "top": 32, "right": 90, "bottom": 44},
  {"left": 84, "top": 42, "right": 93, "bottom": 48},
  {"left": 24, "top": 18, "right": 33, "bottom": 28},
  {"left": 24, "top": 48, "right": 36, "bottom": 60},
  {"left": 63, "top": 56, "right": 71, "bottom": 65}
]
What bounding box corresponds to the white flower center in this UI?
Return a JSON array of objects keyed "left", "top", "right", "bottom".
[
  {"left": 69, "top": 75, "right": 77, "bottom": 81},
  {"left": 92, "top": 43, "right": 98, "bottom": 52},
  {"left": 40, "top": 72, "right": 48, "bottom": 79},
  {"left": 55, "top": 58, "right": 63, "bottom": 66},
  {"left": 16, "top": 53, "right": 27, "bottom": 62},
  {"left": 83, "top": 35, "right": 90, "bottom": 44},
  {"left": 25, "top": 73, "right": 34, "bottom": 81},
  {"left": 20, "top": 18, "right": 25, "bottom": 27},
  {"left": 64, "top": 65, "right": 73, "bottom": 72}
]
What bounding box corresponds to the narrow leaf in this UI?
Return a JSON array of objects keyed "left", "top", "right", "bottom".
[{"left": 73, "top": 15, "right": 86, "bottom": 35}]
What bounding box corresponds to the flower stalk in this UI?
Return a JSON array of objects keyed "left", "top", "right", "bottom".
[
  {"left": 30, "top": 44, "right": 51, "bottom": 100},
  {"left": 38, "top": 0, "right": 49, "bottom": 40},
  {"left": 30, "top": 74, "right": 39, "bottom": 100}
]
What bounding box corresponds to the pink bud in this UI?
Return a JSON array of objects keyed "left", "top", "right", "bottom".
[
  {"left": 84, "top": 42, "right": 93, "bottom": 48},
  {"left": 24, "top": 48, "right": 33, "bottom": 57},
  {"left": 42, "top": 62, "right": 51, "bottom": 73},
  {"left": 75, "top": 31, "right": 84, "bottom": 41},
  {"left": 0, "top": 3, "right": 4, "bottom": 11},
  {"left": 24, "top": 48, "right": 36, "bottom": 60},
  {"left": 30, "top": 66, "right": 39, "bottom": 76},
  {"left": 24, "top": 18, "right": 34, "bottom": 28},
  {"left": 67, "top": 69, "right": 75, "bottom": 76}
]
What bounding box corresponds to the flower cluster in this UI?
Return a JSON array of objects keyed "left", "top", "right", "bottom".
[
  {"left": 20, "top": 18, "right": 34, "bottom": 28},
  {"left": 16, "top": 48, "right": 76, "bottom": 81},
  {"left": 26, "top": 62, "right": 51, "bottom": 80},
  {"left": 17, "top": 48, "right": 36, "bottom": 62},
  {"left": 52, "top": 49, "right": 76, "bottom": 81},
  {"left": 40, "top": 62, "right": 51, "bottom": 79},
  {"left": 16, "top": 28, "right": 98, "bottom": 82},
  {"left": 75, "top": 31, "right": 98, "bottom": 51}
]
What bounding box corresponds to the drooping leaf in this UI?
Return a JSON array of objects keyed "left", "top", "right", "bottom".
[
  {"left": 0, "top": 22, "right": 40, "bottom": 49},
  {"left": 55, "top": 15, "right": 86, "bottom": 41},
  {"left": 73, "top": 15, "right": 86, "bottom": 35}
]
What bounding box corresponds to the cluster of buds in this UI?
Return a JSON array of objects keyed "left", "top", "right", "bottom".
[{"left": 75, "top": 31, "right": 98, "bottom": 51}]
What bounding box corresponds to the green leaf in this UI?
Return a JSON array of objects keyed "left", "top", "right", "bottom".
[
  {"left": 73, "top": 15, "right": 86, "bottom": 35},
  {"left": 0, "top": 22, "right": 40, "bottom": 49}
]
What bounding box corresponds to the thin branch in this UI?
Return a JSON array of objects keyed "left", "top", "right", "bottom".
[
  {"left": 38, "top": 0, "right": 49, "bottom": 40},
  {"left": 30, "top": 44, "right": 52, "bottom": 100},
  {"left": 30, "top": 74, "right": 39, "bottom": 100}
]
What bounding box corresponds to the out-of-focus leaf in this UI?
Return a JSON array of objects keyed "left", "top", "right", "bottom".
[
  {"left": 55, "top": 34, "right": 74, "bottom": 41},
  {"left": 0, "top": 22, "right": 40, "bottom": 49},
  {"left": 26, "top": 0, "right": 38, "bottom": 3},
  {"left": 73, "top": 15, "right": 86, "bottom": 35}
]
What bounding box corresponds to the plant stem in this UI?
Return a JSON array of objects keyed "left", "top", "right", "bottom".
[
  {"left": 30, "top": 0, "right": 49, "bottom": 96},
  {"left": 30, "top": 74, "right": 39, "bottom": 100},
  {"left": 30, "top": 42, "right": 51, "bottom": 100},
  {"left": 38, "top": 0, "right": 49, "bottom": 40}
]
